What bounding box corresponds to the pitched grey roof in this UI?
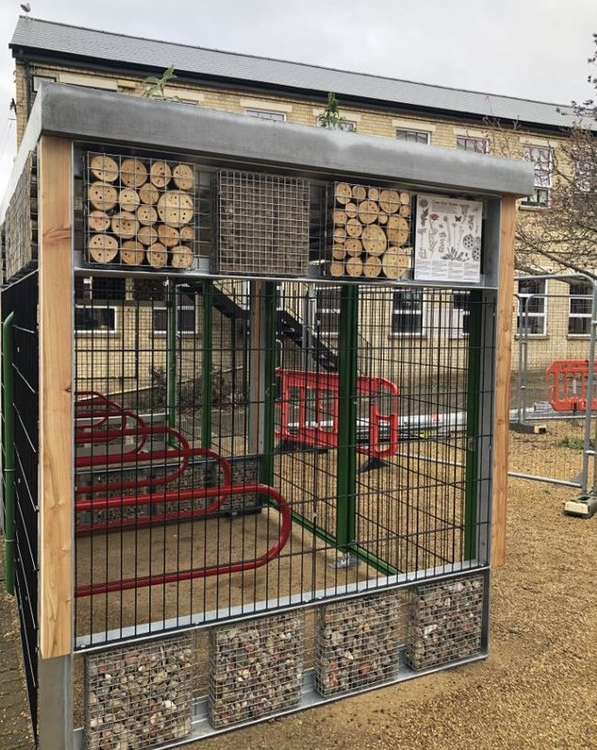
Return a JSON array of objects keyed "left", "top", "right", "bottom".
[{"left": 10, "top": 16, "right": 591, "bottom": 131}]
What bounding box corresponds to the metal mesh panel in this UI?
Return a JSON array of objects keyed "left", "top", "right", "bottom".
[
  {"left": 85, "top": 634, "right": 193, "bottom": 750},
  {"left": 208, "top": 611, "right": 304, "bottom": 728},
  {"left": 509, "top": 277, "right": 597, "bottom": 499},
  {"left": 84, "top": 150, "right": 200, "bottom": 270},
  {"left": 405, "top": 573, "right": 484, "bottom": 670},
  {"left": 1, "top": 272, "right": 39, "bottom": 734},
  {"left": 315, "top": 591, "right": 401, "bottom": 696},
  {"left": 217, "top": 170, "right": 310, "bottom": 276},
  {"left": 73, "top": 278, "right": 493, "bottom": 650}
]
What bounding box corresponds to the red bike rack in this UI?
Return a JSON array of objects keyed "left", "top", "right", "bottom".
[
  {"left": 74, "top": 393, "right": 293, "bottom": 596},
  {"left": 75, "top": 483, "right": 292, "bottom": 596},
  {"left": 277, "top": 369, "right": 400, "bottom": 459},
  {"left": 546, "top": 360, "right": 597, "bottom": 413}
]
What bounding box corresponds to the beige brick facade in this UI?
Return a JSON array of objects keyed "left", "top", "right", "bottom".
[{"left": 13, "top": 59, "right": 594, "bottom": 377}]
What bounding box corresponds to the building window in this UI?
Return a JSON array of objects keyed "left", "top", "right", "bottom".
[
  {"left": 153, "top": 294, "right": 197, "bottom": 335},
  {"left": 456, "top": 136, "right": 489, "bottom": 154},
  {"left": 315, "top": 287, "right": 341, "bottom": 336},
  {"left": 522, "top": 145, "right": 553, "bottom": 207},
  {"left": 396, "top": 129, "right": 430, "bottom": 145},
  {"left": 75, "top": 305, "right": 118, "bottom": 333},
  {"left": 391, "top": 289, "right": 424, "bottom": 335},
  {"left": 245, "top": 108, "right": 286, "bottom": 122},
  {"left": 517, "top": 279, "right": 547, "bottom": 336},
  {"left": 568, "top": 281, "right": 593, "bottom": 336},
  {"left": 450, "top": 292, "right": 471, "bottom": 337}
]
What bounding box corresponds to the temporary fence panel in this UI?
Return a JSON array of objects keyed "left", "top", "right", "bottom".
[{"left": 510, "top": 276, "right": 597, "bottom": 495}]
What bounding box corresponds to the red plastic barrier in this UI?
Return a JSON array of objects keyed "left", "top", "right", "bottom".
[
  {"left": 277, "top": 370, "right": 399, "bottom": 458},
  {"left": 546, "top": 360, "right": 597, "bottom": 413},
  {"left": 75, "top": 483, "right": 291, "bottom": 597}
]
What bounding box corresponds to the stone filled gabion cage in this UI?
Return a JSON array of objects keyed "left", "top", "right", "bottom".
[{"left": 0, "top": 84, "right": 533, "bottom": 749}]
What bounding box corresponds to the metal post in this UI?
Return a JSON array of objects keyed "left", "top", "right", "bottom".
[
  {"left": 166, "top": 281, "right": 177, "bottom": 436},
  {"left": 2, "top": 311, "right": 15, "bottom": 595},
  {"left": 336, "top": 284, "right": 358, "bottom": 552},
  {"left": 261, "top": 282, "right": 277, "bottom": 486},
  {"left": 464, "top": 291, "right": 482, "bottom": 561},
  {"left": 201, "top": 280, "right": 213, "bottom": 449},
  {"left": 38, "top": 655, "right": 73, "bottom": 750},
  {"left": 581, "top": 282, "right": 597, "bottom": 495}
]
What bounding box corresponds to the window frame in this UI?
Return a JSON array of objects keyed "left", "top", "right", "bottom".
[
  {"left": 395, "top": 128, "right": 430, "bottom": 145},
  {"left": 152, "top": 299, "right": 198, "bottom": 337},
  {"left": 390, "top": 289, "right": 426, "bottom": 337},
  {"left": 456, "top": 135, "right": 489, "bottom": 154},
  {"left": 245, "top": 108, "right": 287, "bottom": 122},
  {"left": 314, "top": 287, "right": 341, "bottom": 338},
  {"left": 521, "top": 145, "right": 553, "bottom": 208},
  {"left": 74, "top": 304, "right": 119, "bottom": 335},
  {"left": 516, "top": 279, "right": 548, "bottom": 337},
  {"left": 568, "top": 281, "right": 593, "bottom": 338}
]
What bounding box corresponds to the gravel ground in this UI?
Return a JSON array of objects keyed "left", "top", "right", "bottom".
[{"left": 1, "top": 422, "right": 596, "bottom": 749}]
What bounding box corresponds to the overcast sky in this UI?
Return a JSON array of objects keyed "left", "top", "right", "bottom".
[{"left": 0, "top": 0, "right": 595, "bottom": 198}]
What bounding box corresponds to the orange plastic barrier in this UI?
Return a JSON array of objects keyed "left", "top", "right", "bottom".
[
  {"left": 546, "top": 359, "right": 597, "bottom": 413},
  {"left": 277, "top": 369, "right": 399, "bottom": 459}
]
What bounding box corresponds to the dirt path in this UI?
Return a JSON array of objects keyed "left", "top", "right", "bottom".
[
  {"left": 0, "top": 567, "right": 34, "bottom": 750},
  {"left": 1, "top": 473, "right": 596, "bottom": 748},
  {"left": 196, "top": 477, "right": 597, "bottom": 750}
]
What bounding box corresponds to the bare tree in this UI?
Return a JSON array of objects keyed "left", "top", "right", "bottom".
[{"left": 484, "top": 34, "right": 596, "bottom": 275}]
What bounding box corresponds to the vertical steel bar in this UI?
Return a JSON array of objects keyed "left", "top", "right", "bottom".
[
  {"left": 336, "top": 284, "right": 358, "bottom": 550},
  {"left": 166, "top": 281, "right": 177, "bottom": 436},
  {"left": 581, "top": 282, "right": 597, "bottom": 494},
  {"left": 2, "top": 311, "right": 15, "bottom": 595},
  {"left": 261, "top": 281, "right": 277, "bottom": 486},
  {"left": 464, "top": 291, "right": 482, "bottom": 560},
  {"left": 201, "top": 280, "right": 213, "bottom": 449}
]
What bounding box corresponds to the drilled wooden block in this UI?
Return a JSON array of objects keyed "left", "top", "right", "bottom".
[
  {"left": 315, "top": 591, "right": 401, "bottom": 696},
  {"left": 208, "top": 611, "right": 304, "bottom": 728},
  {"left": 406, "top": 574, "right": 485, "bottom": 671},
  {"left": 85, "top": 634, "right": 193, "bottom": 750}
]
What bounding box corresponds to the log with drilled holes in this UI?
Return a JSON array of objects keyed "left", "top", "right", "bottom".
[
  {"left": 86, "top": 151, "right": 197, "bottom": 269},
  {"left": 89, "top": 234, "right": 118, "bottom": 264},
  {"left": 329, "top": 180, "right": 412, "bottom": 279}
]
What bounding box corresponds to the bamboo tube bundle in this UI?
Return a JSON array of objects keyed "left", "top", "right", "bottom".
[
  {"left": 329, "top": 181, "right": 413, "bottom": 279},
  {"left": 85, "top": 151, "right": 198, "bottom": 270}
]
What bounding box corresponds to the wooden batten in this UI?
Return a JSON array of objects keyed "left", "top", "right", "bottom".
[
  {"left": 492, "top": 195, "right": 517, "bottom": 568},
  {"left": 38, "top": 136, "right": 74, "bottom": 659}
]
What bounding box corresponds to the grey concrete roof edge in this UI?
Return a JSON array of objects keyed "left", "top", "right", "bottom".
[{"left": 1, "top": 83, "right": 534, "bottom": 221}]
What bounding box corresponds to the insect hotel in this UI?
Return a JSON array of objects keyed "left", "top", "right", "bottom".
[{"left": 0, "top": 83, "right": 533, "bottom": 749}]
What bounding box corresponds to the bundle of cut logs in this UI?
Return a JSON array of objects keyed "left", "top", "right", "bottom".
[
  {"left": 330, "top": 182, "right": 412, "bottom": 279},
  {"left": 86, "top": 153, "right": 196, "bottom": 270}
]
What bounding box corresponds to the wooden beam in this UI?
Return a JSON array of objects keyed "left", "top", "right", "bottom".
[
  {"left": 492, "top": 195, "right": 517, "bottom": 568},
  {"left": 38, "top": 136, "right": 73, "bottom": 658}
]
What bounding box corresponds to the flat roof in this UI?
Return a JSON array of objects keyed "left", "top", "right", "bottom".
[
  {"left": 0, "top": 83, "right": 534, "bottom": 225},
  {"left": 10, "top": 16, "right": 593, "bottom": 132}
]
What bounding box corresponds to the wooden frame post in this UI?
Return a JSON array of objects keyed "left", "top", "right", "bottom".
[
  {"left": 38, "top": 135, "right": 73, "bottom": 659},
  {"left": 492, "top": 195, "right": 517, "bottom": 568}
]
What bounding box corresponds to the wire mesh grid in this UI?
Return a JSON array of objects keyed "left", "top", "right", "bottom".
[
  {"left": 327, "top": 181, "right": 414, "bottom": 280},
  {"left": 83, "top": 150, "right": 200, "bottom": 271},
  {"left": 315, "top": 590, "right": 401, "bottom": 696},
  {"left": 208, "top": 610, "right": 304, "bottom": 728},
  {"left": 85, "top": 633, "right": 193, "bottom": 749},
  {"left": 217, "top": 170, "right": 310, "bottom": 276},
  {"left": 510, "top": 277, "right": 597, "bottom": 491},
  {"left": 405, "top": 573, "right": 485, "bottom": 671},
  {"left": 73, "top": 276, "right": 493, "bottom": 649},
  {"left": 1, "top": 272, "right": 40, "bottom": 732}
]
